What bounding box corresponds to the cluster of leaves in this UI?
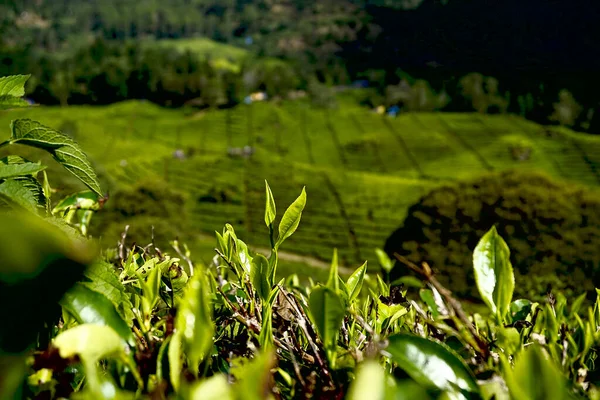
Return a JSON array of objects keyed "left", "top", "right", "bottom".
[
  {"left": 0, "top": 74, "right": 104, "bottom": 226},
  {"left": 385, "top": 170, "right": 600, "bottom": 300}
]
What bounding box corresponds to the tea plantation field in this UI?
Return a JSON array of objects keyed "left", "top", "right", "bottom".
[{"left": 2, "top": 98, "right": 599, "bottom": 272}]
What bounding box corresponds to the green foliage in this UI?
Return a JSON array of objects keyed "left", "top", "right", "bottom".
[
  {"left": 386, "top": 334, "right": 479, "bottom": 397},
  {"left": 0, "top": 74, "right": 30, "bottom": 110},
  {"left": 458, "top": 73, "right": 509, "bottom": 114},
  {"left": 4, "top": 176, "right": 600, "bottom": 399},
  {"left": 386, "top": 170, "right": 600, "bottom": 299},
  {"left": 91, "top": 178, "right": 188, "bottom": 249},
  {"left": 0, "top": 75, "right": 104, "bottom": 220},
  {"left": 9, "top": 119, "right": 102, "bottom": 196},
  {"left": 550, "top": 89, "right": 583, "bottom": 127},
  {"left": 275, "top": 186, "right": 306, "bottom": 249},
  {"left": 385, "top": 79, "right": 449, "bottom": 111},
  {"left": 473, "top": 226, "right": 515, "bottom": 323}
]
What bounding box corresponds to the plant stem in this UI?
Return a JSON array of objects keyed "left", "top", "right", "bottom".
[{"left": 394, "top": 253, "right": 490, "bottom": 360}]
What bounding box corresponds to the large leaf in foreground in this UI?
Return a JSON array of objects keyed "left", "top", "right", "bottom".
[
  {"left": 473, "top": 226, "right": 514, "bottom": 322},
  {"left": 385, "top": 334, "right": 479, "bottom": 396},
  {"left": 504, "top": 346, "right": 568, "bottom": 400},
  {"left": 61, "top": 283, "right": 135, "bottom": 346},
  {"left": 9, "top": 119, "right": 103, "bottom": 196},
  {"left": 53, "top": 324, "right": 138, "bottom": 398},
  {"left": 188, "top": 375, "right": 233, "bottom": 400},
  {"left": 347, "top": 361, "right": 387, "bottom": 400},
  {"left": 0, "top": 212, "right": 93, "bottom": 353}
]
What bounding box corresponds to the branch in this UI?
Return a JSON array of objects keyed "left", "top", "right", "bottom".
[
  {"left": 118, "top": 225, "right": 129, "bottom": 262},
  {"left": 394, "top": 253, "right": 490, "bottom": 359}
]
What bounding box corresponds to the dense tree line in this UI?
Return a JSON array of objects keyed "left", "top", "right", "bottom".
[
  {"left": 2, "top": 0, "right": 599, "bottom": 132},
  {"left": 0, "top": 38, "right": 301, "bottom": 107},
  {"left": 0, "top": 0, "right": 376, "bottom": 85}
]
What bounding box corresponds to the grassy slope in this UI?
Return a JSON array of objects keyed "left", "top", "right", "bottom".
[{"left": 1, "top": 98, "right": 599, "bottom": 275}]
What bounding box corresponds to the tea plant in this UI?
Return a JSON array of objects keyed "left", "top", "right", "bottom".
[
  {"left": 2, "top": 74, "right": 600, "bottom": 399},
  {"left": 3, "top": 180, "right": 599, "bottom": 399},
  {"left": 0, "top": 74, "right": 105, "bottom": 232}
]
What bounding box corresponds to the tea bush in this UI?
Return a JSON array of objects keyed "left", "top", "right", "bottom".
[
  {"left": 91, "top": 178, "right": 189, "bottom": 249},
  {"left": 385, "top": 170, "right": 600, "bottom": 300}
]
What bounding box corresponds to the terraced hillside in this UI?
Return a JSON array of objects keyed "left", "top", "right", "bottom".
[{"left": 1, "top": 99, "right": 599, "bottom": 270}]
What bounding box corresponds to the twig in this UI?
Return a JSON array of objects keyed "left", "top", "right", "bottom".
[
  {"left": 118, "top": 225, "right": 130, "bottom": 262},
  {"left": 394, "top": 253, "right": 490, "bottom": 359},
  {"left": 172, "top": 239, "right": 194, "bottom": 277},
  {"left": 277, "top": 286, "right": 333, "bottom": 385},
  {"left": 283, "top": 332, "right": 306, "bottom": 386},
  {"left": 217, "top": 285, "right": 315, "bottom": 364},
  {"left": 349, "top": 310, "right": 376, "bottom": 339},
  {"left": 215, "top": 248, "right": 243, "bottom": 284}
]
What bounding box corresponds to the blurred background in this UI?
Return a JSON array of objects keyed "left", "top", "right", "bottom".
[{"left": 1, "top": 0, "right": 600, "bottom": 300}]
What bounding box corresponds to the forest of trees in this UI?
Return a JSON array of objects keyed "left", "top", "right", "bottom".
[{"left": 2, "top": 0, "right": 599, "bottom": 132}]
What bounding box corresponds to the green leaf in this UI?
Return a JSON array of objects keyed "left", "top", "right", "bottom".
[
  {"left": 259, "top": 286, "right": 281, "bottom": 351},
  {"left": 479, "top": 377, "right": 510, "bottom": 400},
  {"left": 169, "top": 332, "right": 183, "bottom": 392},
  {"left": 52, "top": 191, "right": 101, "bottom": 214},
  {"left": 504, "top": 345, "right": 567, "bottom": 400},
  {"left": 80, "top": 261, "right": 135, "bottom": 326},
  {"left": 188, "top": 374, "right": 233, "bottom": 400},
  {"left": 251, "top": 254, "right": 271, "bottom": 301},
  {"left": 60, "top": 283, "right": 135, "bottom": 347},
  {"left": 267, "top": 250, "right": 278, "bottom": 288},
  {"left": 0, "top": 354, "right": 28, "bottom": 400},
  {"left": 10, "top": 119, "right": 103, "bottom": 196},
  {"left": 231, "top": 351, "right": 276, "bottom": 400},
  {"left": 0, "top": 162, "right": 46, "bottom": 180},
  {"left": 0, "top": 178, "right": 40, "bottom": 213},
  {"left": 137, "top": 264, "right": 162, "bottom": 320},
  {"left": 326, "top": 248, "right": 339, "bottom": 291},
  {"left": 309, "top": 286, "right": 345, "bottom": 350},
  {"left": 508, "top": 299, "right": 532, "bottom": 324},
  {"left": 236, "top": 238, "right": 253, "bottom": 274},
  {"left": 0, "top": 96, "right": 28, "bottom": 110},
  {"left": 375, "top": 248, "right": 393, "bottom": 273},
  {"left": 175, "top": 270, "right": 214, "bottom": 371},
  {"left": 275, "top": 187, "right": 306, "bottom": 249},
  {"left": 346, "top": 261, "right": 367, "bottom": 302},
  {"left": 570, "top": 292, "right": 587, "bottom": 317},
  {"left": 385, "top": 334, "right": 479, "bottom": 395},
  {"left": 0, "top": 75, "right": 30, "bottom": 98},
  {"left": 53, "top": 324, "right": 139, "bottom": 397},
  {"left": 420, "top": 289, "right": 441, "bottom": 318},
  {"left": 54, "top": 323, "right": 124, "bottom": 366},
  {"left": 473, "top": 226, "right": 514, "bottom": 322},
  {"left": 393, "top": 380, "right": 433, "bottom": 400},
  {"left": 347, "top": 361, "right": 387, "bottom": 400},
  {"left": 264, "top": 180, "right": 276, "bottom": 228},
  {"left": 0, "top": 211, "right": 92, "bottom": 353},
  {"left": 0, "top": 158, "right": 48, "bottom": 212},
  {"left": 0, "top": 75, "right": 31, "bottom": 110}
]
